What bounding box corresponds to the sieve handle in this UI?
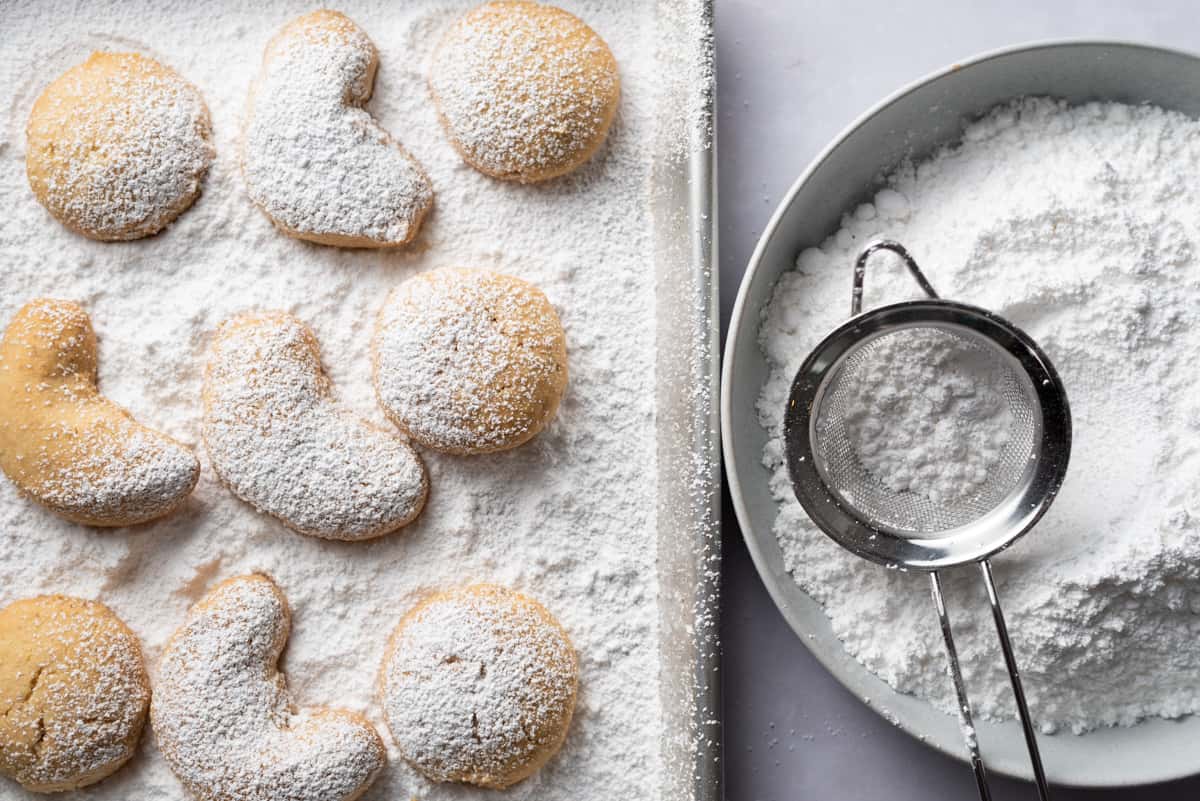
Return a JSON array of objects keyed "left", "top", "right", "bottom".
[
  {"left": 852, "top": 240, "right": 940, "bottom": 316},
  {"left": 981, "top": 559, "right": 1051, "bottom": 801},
  {"left": 929, "top": 571, "right": 991, "bottom": 801}
]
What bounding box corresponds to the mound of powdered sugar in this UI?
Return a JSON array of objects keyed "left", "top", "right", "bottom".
[
  {"left": 837, "top": 327, "right": 1015, "bottom": 506},
  {"left": 0, "top": 0, "right": 706, "bottom": 798},
  {"left": 759, "top": 97, "right": 1200, "bottom": 734}
]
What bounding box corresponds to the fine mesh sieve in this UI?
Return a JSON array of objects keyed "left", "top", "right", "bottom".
[
  {"left": 813, "top": 323, "right": 1040, "bottom": 536},
  {"left": 783, "top": 241, "right": 1071, "bottom": 801}
]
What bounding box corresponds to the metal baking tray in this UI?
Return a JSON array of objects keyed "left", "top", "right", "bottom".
[
  {"left": 0, "top": 0, "right": 722, "bottom": 796},
  {"left": 651, "top": 1, "right": 720, "bottom": 800}
]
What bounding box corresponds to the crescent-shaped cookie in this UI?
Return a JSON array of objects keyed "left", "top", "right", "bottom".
[
  {"left": 0, "top": 299, "right": 200, "bottom": 526},
  {"left": 243, "top": 10, "right": 433, "bottom": 247},
  {"left": 153, "top": 574, "right": 386, "bottom": 801},
  {"left": 202, "top": 311, "right": 428, "bottom": 540}
]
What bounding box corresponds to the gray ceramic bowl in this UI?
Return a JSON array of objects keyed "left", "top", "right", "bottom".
[{"left": 722, "top": 40, "right": 1200, "bottom": 788}]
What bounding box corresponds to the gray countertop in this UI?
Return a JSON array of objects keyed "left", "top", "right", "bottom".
[{"left": 714, "top": 2, "right": 1200, "bottom": 798}]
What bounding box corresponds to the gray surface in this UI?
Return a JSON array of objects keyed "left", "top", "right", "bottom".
[{"left": 715, "top": 2, "right": 1200, "bottom": 799}]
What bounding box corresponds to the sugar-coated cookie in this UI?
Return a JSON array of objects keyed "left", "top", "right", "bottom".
[
  {"left": 0, "top": 299, "right": 200, "bottom": 527},
  {"left": 243, "top": 10, "right": 434, "bottom": 247},
  {"left": 203, "top": 311, "right": 428, "bottom": 540},
  {"left": 429, "top": 1, "right": 620, "bottom": 183},
  {"left": 26, "top": 52, "right": 214, "bottom": 241},
  {"left": 153, "top": 574, "right": 386, "bottom": 801},
  {"left": 378, "top": 584, "right": 578, "bottom": 788},
  {"left": 372, "top": 268, "right": 568, "bottom": 455},
  {"left": 0, "top": 595, "right": 149, "bottom": 792}
]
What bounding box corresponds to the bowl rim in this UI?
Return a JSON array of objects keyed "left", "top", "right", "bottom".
[{"left": 720, "top": 36, "right": 1200, "bottom": 788}]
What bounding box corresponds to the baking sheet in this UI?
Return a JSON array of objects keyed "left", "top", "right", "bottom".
[
  {"left": 0, "top": 0, "right": 721, "bottom": 798},
  {"left": 651, "top": 2, "right": 721, "bottom": 800}
]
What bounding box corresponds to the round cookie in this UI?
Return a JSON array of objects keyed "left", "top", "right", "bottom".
[
  {"left": 243, "top": 10, "right": 434, "bottom": 247},
  {"left": 26, "top": 51, "right": 214, "bottom": 241},
  {"left": 0, "top": 596, "right": 149, "bottom": 792},
  {"left": 0, "top": 299, "right": 201, "bottom": 527},
  {"left": 429, "top": 1, "right": 620, "bottom": 183},
  {"left": 203, "top": 311, "right": 428, "bottom": 540},
  {"left": 371, "top": 268, "right": 568, "bottom": 455},
  {"left": 378, "top": 584, "right": 578, "bottom": 788},
  {"left": 153, "top": 574, "right": 386, "bottom": 801}
]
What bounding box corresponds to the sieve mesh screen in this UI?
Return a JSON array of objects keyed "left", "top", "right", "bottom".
[{"left": 813, "top": 324, "right": 1040, "bottom": 536}]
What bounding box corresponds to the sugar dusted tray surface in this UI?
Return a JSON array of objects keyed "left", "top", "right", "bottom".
[{"left": 0, "top": 1, "right": 679, "bottom": 799}]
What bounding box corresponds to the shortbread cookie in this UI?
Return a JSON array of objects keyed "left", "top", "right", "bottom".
[
  {"left": 0, "top": 595, "right": 150, "bottom": 792},
  {"left": 26, "top": 52, "right": 214, "bottom": 241},
  {"left": 243, "top": 10, "right": 434, "bottom": 247},
  {"left": 429, "top": 1, "right": 620, "bottom": 183},
  {"left": 372, "top": 269, "right": 568, "bottom": 455},
  {"left": 378, "top": 584, "right": 578, "bottom": 788},
  {"left": 0, "top": 299, "right": 200, "bottom": 527},
  {"left": 153, "top": 575, "right": 386, "bottom": 801},
  {"left": 203, "top": 311, "right": 428, "bottom": 540}
]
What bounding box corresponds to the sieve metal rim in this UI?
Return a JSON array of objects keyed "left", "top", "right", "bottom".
[{"left": 783, "top": 298, "right": 1072, "bottom": 571}]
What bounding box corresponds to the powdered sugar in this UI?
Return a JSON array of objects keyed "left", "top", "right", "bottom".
[
  {"left": 759, "top": 97, "right": 1200, "bottom": 734},
  {"left": 203, "top": 311, "right": 427, "bottom": 540},
  {"left": 837, "top": 327, "right": 1014, "bottom": 505},
  {"left": 243, "top": 10, "right": 433, "bottom": 246},
  {"left": 152, "top": 575, "right": 386, "bottom": 801},
  {"left": 0, "top": 0, "right": 692, "bottom": 798},
  {"left": 379, "top": 585, "right": 577, "bottom": 787}
]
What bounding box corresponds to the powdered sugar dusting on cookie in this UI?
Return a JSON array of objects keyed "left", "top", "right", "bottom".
[
  {"left": 243, "top": 11, "right": 434, "bottom": 246},
  {"left": 152, "top": 575, "right": 386, "bottom": 801},
  {"left": 0, "top": 596, "right": 149, "bottom": 791},
  {"left": 33, "top": 422, "right": 200, "bottom": 522},
  {"left": 0, "top": 299, "right": 200, "bottom": 526},
  {"left": 25, "top": 52, "right": 213, "bottom": 241},
  {"left": 203, "top": 312, "right": 427, "bottom": 540},
  {"left": 380, "top": 585, "right": 577, "bottom": 787},
  {"left": 429, "top": 1, "right": 619, "bottom": 182},
  {"left": 372, "top": 269, "right": 566, "bottom": 454}
]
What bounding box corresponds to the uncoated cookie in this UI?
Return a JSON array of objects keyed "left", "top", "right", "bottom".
[{"left": 0, "top": 595, "right": 150, "bottom": 792}]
